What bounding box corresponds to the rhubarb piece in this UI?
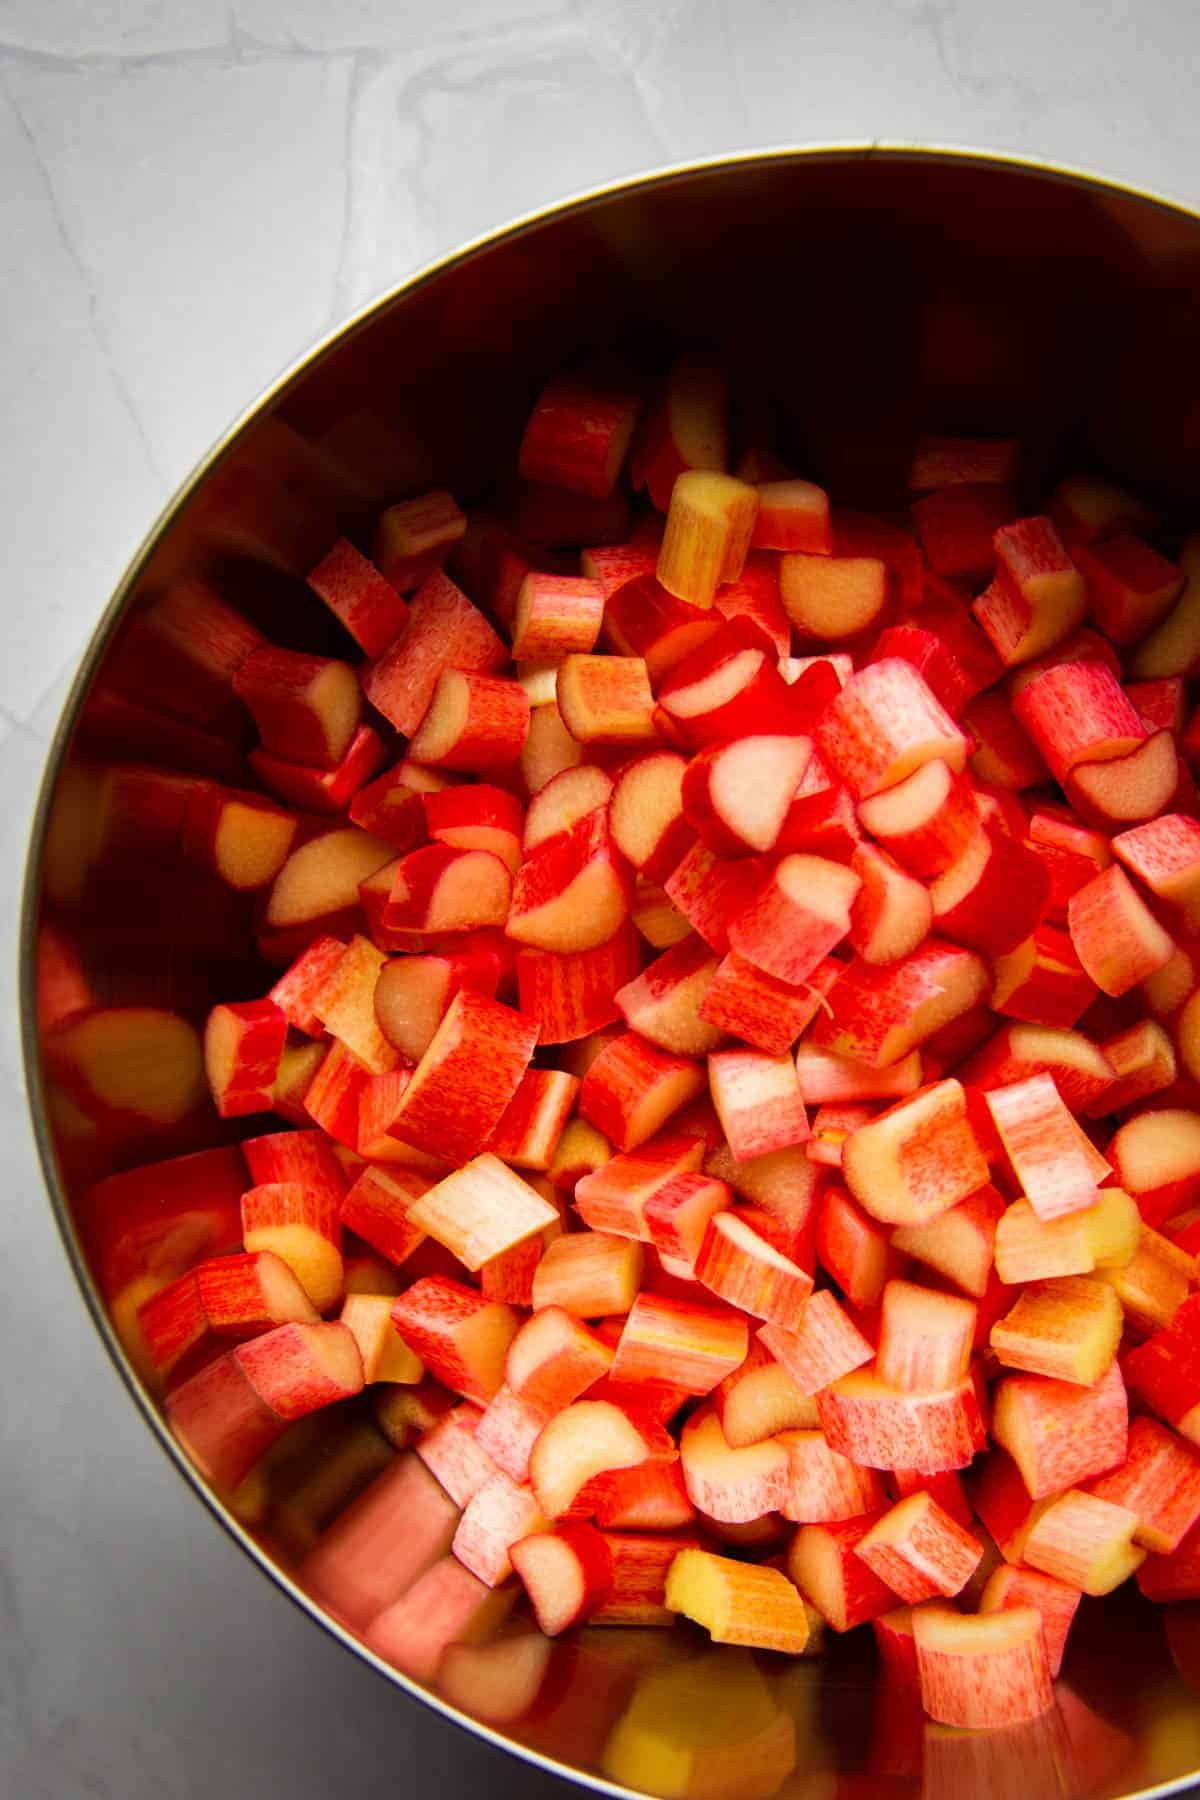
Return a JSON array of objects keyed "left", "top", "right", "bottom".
[
  {"left": 912, "top": 482, "right": 1015, "bottom": 581},
  {"left": 1101, "top": 1223, "right": 1194, "bottom": 1332},
  {"left": 139, "top": 1250, "right": 319, "bottom": 1382},
  {"left": 204, "top": 999, "right": 288, "bottom": 1119},
  {"left": 529, "top": 1400, "right": 651, "bottom": 1518},
  {"left": 815, "top": 1185, "right": 902, "bottom": 1307},
  {"left": 991, "top": 924, "right": 1097, "bottom": 1029},
  {"left": 892, "top": 1183, "right": 1004, "bottom": 1298},
  {"left": 379, "top": 843, "right": 512, "bottom": 943},
  {"left": 633, "top": 352, "right": 727, "bottom": 510},
  {"left": 1075, "top": 532, "right": 1183, "bottom": 643},
  {"left": 843, "top": 1080, "right": 988, "bottom": 1227},
  {"left": 711, "top": 1339, "right": 817, "bottom": 1447},
  {"left": 520, "top": 374, "right": 641, "bottom": 499},
  {"left": 856, "top": 1492, "right": 982, "bottom": 1601},
  {"left": 390, "top": 1276, "right": 519, "bottom": 1404},
  {"left": 1113, "top": 811, "right": 1200, "bottom": 931},
  {"left": 486, "top": 1069, "right": 578, "bottom": 1171},
  {"left": 928, "top": 825, "right": 1050, "bottom": 958},
  {"left": 307, "top": 537, "right": 409, "bottom": 657},
  {"left": 977, "top": 1564, "right": 1080, "bottom": 1677},
  {"left": 972, "top": 515, "right": 1086, "bottom": 666},
  {"left": 363, "top": 569, "right": 506, "bottom": 736},
  {"left": 985, "top": 1073, "right": 1108, "bottom": 1220},
  {"left": 607, "top": 750, "right": 693, "bottom": 881},
  {"left": 858, "top": 759, "right": 980, "bottom": 877},
  {"left": 657, "top": 472, "right": 759, "bottom": 608},
  {"left": 374, "top": 942, "right": 504, "bottom": 1062},
  {"left": 810, "top": 939, "right": 988, "bottom": 1069},
  {"left": 699, "top": 950, "right": 836, "bottom": 1057},
  {"left": 694, "top": 1210, "right": 813, "bottom": 1324},
  {"left": 452, "top": 1469, "right": 548, "bottom": 1586},
  {"left": 793, "top": 1045, "right": 922, "bottom": 1104},
  {"left": 656, "top": 618, "right": 797, "bottom": 749},
  {"left": 1088, "top": 1414, "right": 1200, "bottom": 1552},
  {"left": 665, "top": 1547, "right": 811, "bottom": 1652},
  {"left": 421, "top": 787, "right": 523, "bottom": 882},
  {"left": 516, "top": 926, "right": 641, "bottom": 1046},
  {"left": 523, "top": 764, "right": 613, "bottom": 851},
  {"left": 643, "top": 1172, "right": 732, "bottom": 1273},
  {"left": 1137, "top": 1523, "right": 1200, "bottom": 1602},
  {"left": 816, "top": 659, "right": 970, "bottom": 801},
  {"left": 233, "top": 646, "right": 361, "bottom": 771},
  {"left": 578, "top": 1032, "right": 705, "bottom": 1152},
  {"left": 752, "top": 479, "right": 833, "bottom": 553},
  {"left": 912, "top": 1605, "right": 1054, "bottom": 1728},
  {"left": 261, "top": 826, "right": 394, "bottom": 962},
  {"left": 234, "top": 1319, "right": 363, "bottom": 1419},
  {"left": 532, "top": 1232, "right": 643, "bottom": 1318},
  {"left": 340, "top": 1293, "right": 424, "bottom": 1384},
  {"left": 727, "top": 854, "right": 859, "bottom": 986},
  {"left": 165, "top": 1351, "right": 289, "bottom": 1491},
  {"left": 959, "top": 1020, "right": 1116, "bottom": 1113},
  {"left": 505, "top": 1306, "right": 613, "bottom": 1412},
  {"left": 781, "top": 552, "right": 887, "bottom": 639},
  {"left": 992, "top": 1361, "right": 1128, "bottom": 1497},
  {"left": 575, "top": 1131, "right": 705, "bottom": 1237},
  {"left": 373, "top": 490, "right": 466, "bottom": 591},
  {"left": 681, "top": 733, "right": 812, "bottom": 859},
  {"left": 759, "top": 1290, "right": 874, "bottom": 1395},
  {"left": 604, "top": 574, "right": 720, "bottom": 681},
  {"left": 299, "top": 1451, "right": 460, "bottom": 1629},
  {"left": 556, "top": 654, "right": 657, "bottom": 746},
  {"left": 1013, "top": 660, "right": 1148, "bottom": 783},
  {"left": 408, "top": 1153, "right": 559, "bottom": 1272},
  {"left": 382, "top": 989, "right": 537, "bottom": 1163},
  {"left": 1108, "top": 1108, "right": 1200, "bottom": 1226},
  {"left": 818, "top": 1368, "right": 986, "bottom": 1472},
  {"left": 707, "top": 1048, "right": 810, "bottom": 1162},
  {"left": 678, "top": 1406, "right": 789, "bottom": 1522},
  {"left": 510, "top": 1521, "right": 614, "bottom": 1635},
  {"left": 992, "top": 1192, "right": 1135, "bottom": 1284},
  {"left": 507, "top": 807, "right": 632, "bottom": 954},
  {"left": 778, "top": 1427, "right": 885, "bottom": 1521},
  {"left": 787, "top": 1513, "right": 900, "bottom": 1631},
  {"left": 990, "top": 1275, "right": 1122, "bottom": 1384},
  {"left": 1022, "top": 1488, "right": 1145, "bottom": 1594},
  {"left": 848, "top": 841, "right": 933, "bottom": 966},
  {"left": 416, "top": 1401, "right": 498, "bottom": 1506},
  {"left": 1124, "top": 1292, "right": 1200, "bottom": 1442},
  {"left": 614, "top": 936, "right": 722, "bottom": 1057},
  {"left": 610, "top": 1293, "right": 748, "bottom": 1394},
  {"left": 590, "top": 1529, "right": 705, "bottom": 1627},
  {"left": 241, "top": 1181, "right": 343, "bottom": 1313},
  {"left": 876, "top": 1279, "right": 976, "bottom": 1392}
]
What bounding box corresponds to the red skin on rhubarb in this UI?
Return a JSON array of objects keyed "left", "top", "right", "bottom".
[
  {"left": 842, "top": 1079, "right": 990, "bottom": 1228},
  {"left": 416, "top": 1401, "right": 498, "bottom": 1506},
  {"left": 699, "top": 950, "right": 838, "bottom": 1057},
  {"left": 373, "top": 490, "right": 467, "bottom": 591},
  {"left": 1108, "top": 1109, "right": 1200, "bottom": 1227},
  {"left": 269, "top": 934, "right": 347, "bottom": 1037},
  {"left": 912, "top": 482, "right": 1015, "bottom": 582},
  {"left": 708, "top": 1047, "right": 810, "bottom": 1162},
  {"left": 347, "top": 765, "right": 437, "bottom": 851},
  {"left": 876, "top": 1279, "right": 976, "bottom": 1392},
  {"left": 681, "top": 733, "right": 813, "bottom": 859},
  {"left": 677, "top": 1406, "right": 789, "bottom": 1523},
  {"left": 204, "top": 999, "right": 288, "bottom": 1118},
  {"left": 991, "top": 924, "right": 1097, "bottom": 1029},
  {"left": 165, "top": 1350, "right": 289, "bottom": 1491},
  {"left": 341, "top": 1165, "right": 430, "bottom": 1267},
  {"left": 928, "top": 824, "right": 1050, "bottom": 957},
  {"left": 1075, "top": 532, "right": 1184, "bottom": 645},
  {"left": 1124, "top": 1292, "right": 1200, "bottom": 1444},
  {"left": 1013, "top": 660, "right": 1148, "bottom": 784},
  {"left": 603, "top": 575, "right": 721, "bottom": 681},
  {"left": 233, "top": 645, "right": 361, "bottom": 771},
  {"left": 138, "top": 1249, "right": 318, "bottom": 1382},
  {"left": 390, "top": 1276, "right": 520, "bottom": 1405},
  {"left": 664, "top": 842, "right": 768, "bottom": 955},
  {"left": 1088, "top": 1414, "right": 1200, "bottom": 1552},
  {"left": 364, "top": 1554, "right": 516, "bottom": 1681},
  {"left": 422, "top": 783, "right": 523, "bottom": 875},
  {"left": 408, "top": 1152, "right": 559, "bottom": 1272},
  {"left": 613, "top": 935, "right": 722, "bottom": 1058},
  {"left": 234, "top": 1319, "right": 363, "bottom": 1419},
  {"left": 978, "top": 1564, "right": 1080, "bottom": 1677},
  {"left": 251, "top": 723, "right": 388, "bottom": 817},
  {"left": 510, "top": 1521, "right": 614, "bottom": 1635},
  {"left": 986, "top": 1070, "right": 1109, "bottom": 1220}
]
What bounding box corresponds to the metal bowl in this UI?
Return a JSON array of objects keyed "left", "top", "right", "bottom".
[{"left": 21, "top": 146, "right": 1200, "bottom": 1800}]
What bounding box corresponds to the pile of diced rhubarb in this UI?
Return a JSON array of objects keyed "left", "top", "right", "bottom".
[{"left": 80, "top": 355, "right": 1200, "bottom": 1736}]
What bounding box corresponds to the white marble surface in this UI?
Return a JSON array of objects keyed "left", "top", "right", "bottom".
[{"left": 4, "top": 1, "right": 1200, "bottom": 1794}]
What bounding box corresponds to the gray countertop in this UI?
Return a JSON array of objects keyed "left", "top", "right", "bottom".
[{"left": 5, "top": 2, "right": 1200, "bottom": 1793}]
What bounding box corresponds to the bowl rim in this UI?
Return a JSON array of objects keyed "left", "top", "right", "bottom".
[{"left": 19, "top": 140, "right": 1200, "bottom": 1800}]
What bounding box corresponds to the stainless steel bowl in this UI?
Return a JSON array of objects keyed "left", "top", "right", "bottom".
[{"left": 21, "top": 146, "right": 1200, "bottom": 1800}]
